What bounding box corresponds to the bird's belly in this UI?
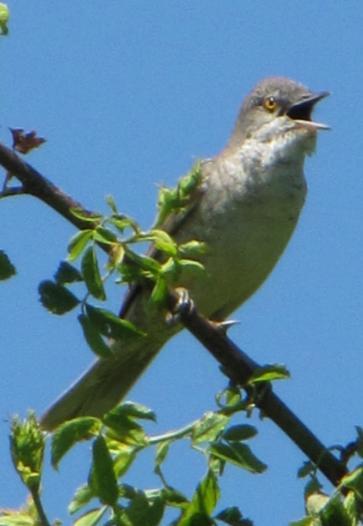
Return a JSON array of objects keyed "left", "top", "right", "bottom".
[{"left": 178, "top": 193, "right": 304, "bottom": 320}]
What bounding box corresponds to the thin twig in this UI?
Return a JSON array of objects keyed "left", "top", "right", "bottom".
[{"left": 30, "top": 489, "right": 51, "bottom": 526}]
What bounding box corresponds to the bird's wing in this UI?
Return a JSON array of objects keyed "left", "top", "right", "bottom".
[{"left": 119, "top": 160, "right": 211, "bottom": 319}]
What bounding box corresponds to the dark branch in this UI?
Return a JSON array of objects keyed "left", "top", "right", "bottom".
[{"left": 0, "top": 141, "right": 347, "bottom": 487}]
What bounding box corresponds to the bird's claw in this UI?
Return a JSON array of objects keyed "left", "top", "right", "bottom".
[{"left": 166, "top": 287, "right": 194, "bottom": 326}]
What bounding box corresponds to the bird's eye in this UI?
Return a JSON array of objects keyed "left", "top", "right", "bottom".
[{"left": 263, "top": 96, "right": 278, "bottom": 112}]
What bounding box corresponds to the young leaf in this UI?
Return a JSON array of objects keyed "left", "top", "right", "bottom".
[
  {"left": 0, "top": 2, "right": 9, "bottom": 35},
  {"left": 85, "top": 304, "right": 145, "bottom": 339},
  {"left": 155, "top": 440, "right": 170, "bottom": 469},
  {"left": 192, "top": 412, "right": 229, "bottom": 444},
  {"left": 54, "top": 260, "right": 82, "bottom": 284},
  {"left": 10, "top": 413, "right": 44, "bottom": 493},
  {"left": 68, "top": 230, "right": 94, "bottom": 261},
  {"left": 69, "top": 484, "right": 95, "bottom": 514},
  {"left": 248, "top": 364, "right": 290, "bottom": 384},
  {"left": 90, "top": 436, "right": 118, "bottom": 506},
  {"left": 78, "top": 314, "right": 112, "bottom": 358},
  {"left": 51, "top": 417, "right": 101, "bottom": 468},
  {"left": 102, "top": 413, "right": 146, "bottom": 446},
  {"left": 178, "top": 469, "right": 220, "bottom": 526},
  {"left": 39, "top": 280, "right": 80, "bottom": 315},
  {"left": 340, "top": 467, "right": 363, "bottom": 499},
  {"left": 215, "top": 506, "right": 253, "bottom": 526},
  {"left": 148, "top": 229, "right": 177, "bottom": 256},
  {"left": 105, "top": 194, "right": 118, "bottom": 214},
  {"left": 70, "top": 209, "right": 102, "bottom": 224},
  {"left": 222, "top": 424, "right": 257, "bottom": 442},
  {"left": 0, "top": 250, "right": 16, "bottom": 280},
  {"left": 81, "top": 246, "right": 106, "bottom": 300},
  {"left": 209, "top": 442, "right": 266, "bottom": 473},
  {"left": 73, "top": 507, "right": 107, "bottom": 526},
  {"left": 93, "top": 227, "right": 117, "bottom": 245},
  {"left": 108, "top": 401, "right": 156, "bottom": 422},
  {"left": 122, "top": 491, "right": 165, "bottom": 526},
  {"left": 150, "top": 276, "right": 168, "bottom": 306}
]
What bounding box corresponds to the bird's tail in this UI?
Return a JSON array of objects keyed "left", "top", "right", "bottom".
[{"left": 40, "top": 336, "right": 164, "bottom": 431}]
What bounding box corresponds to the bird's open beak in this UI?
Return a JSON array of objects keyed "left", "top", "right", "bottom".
[{"left": 287, "top": 91, "right": 330, "bottom": 130}]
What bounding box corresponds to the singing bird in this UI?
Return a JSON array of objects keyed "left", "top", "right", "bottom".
[{"left": 41, "top": 77, "right": 328, "bottom": 430}]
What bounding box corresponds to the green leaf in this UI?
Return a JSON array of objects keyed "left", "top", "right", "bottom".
[
  {"left": 68, "top": 230, "right": 94, "bottom": 261},
  {"left": 39, "top": 280, "right": 80, "bottom": 314},
  {"left": 105, "top": 194, "right": 118, "bottom": 214},
  {"left": 90, "top": 436, "right": 118, "bottom": 506},
  {"left": 178, "top": 258, "right": 205, "bottom": 273},
  {"left": 93, "top": 227, "right": 118, "bottom": 245},
  {"left": 81, "top": 246, "right": 106, "bottom": 300},
  {"left": 222, "top": 424, "right": 257, "bottom": 442},
  {"left": 113, "top": 447, "right": 138, "bottom": 478},
  {"left": 290, "top": 518, "right": 315, "bottom": 526},
  {"left": 248, "top": 364, "right": 290, "bottom": 384},
  {"left": 192, "top": 412, "right": 229, "bottom": 444},
  {"left": 148, "top": 229, "right": 177, "bottom": 256},
  {"left": 70, "top": 209, "right": 102, "bottom": 224},
  {"left": 155, "top": 440, "right": 170, "bottom": 469},
  {"left": 0, "top": 3, "right": 9, "bottom": 35},
  {"left": 319, "top": 494, "right": 351, "bottom": 526},
  {"left": 126, "top": 250, "right": 162, "bottom": 274},
  {"left": 178, "top": 469, "right": 220, "bottom": 526},
  {"left": 73, "top": 507, "right": 107, "bottom": 526},
  {"left": 215, "top": 506, "right": 252, "bottom": 526},
  {"left": 78, "top": 314, "right": 112, "bottom": 358},
  {"left": 51, "top": 417, "right": 101, "bottom": 468},
  {"left": 298, "top": 461, "right": 315, "bottom": 479},
  {"left": 150, "top": 276, "right": 168, "bottom": 306},
  {"left": 10, "top": 413, "right": 44, "bottom": 493},
  {"left": 109, "top": 401, "right": 156, "bottom": 422},
  {"left": 103, "top": 412, "right": 146, "bottom": 447},
  {"left": 0, "top": 250, "right": 16, "bottom": 280},
  {"left": 178, "top": 240, "right": 206, "bottom": 257},
  {"left": 122, "top": 491, "right": 165, "bottom": 526},
  {"left": 54, "top": 261, "right": 83, "bottom": 284},
  {"left": 69, "top": 484, "right": 95, "bottom": 514},
  {"left": 85, "top": 304, "right": 145, "bottom": 339},
  {"left": 340, "top": 467, "right": 363, "bottom": 499},
  {"left": 0, "top": 513, "right": 35, "bottom": 525},
  {"left": 209, "top": 442, "right": 266, "bottom": 473}
]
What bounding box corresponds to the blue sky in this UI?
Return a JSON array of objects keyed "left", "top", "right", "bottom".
[{"left": 1, "top": 2, "right": 363, "bottom": 525}]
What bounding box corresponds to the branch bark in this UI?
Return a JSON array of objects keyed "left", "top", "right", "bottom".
[{"left": 0, "top": 142, "right": 347, "bottom": 487}]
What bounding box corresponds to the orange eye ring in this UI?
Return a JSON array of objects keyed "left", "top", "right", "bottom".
[{"left": 263, "top": 96, "right": 278, "bottom": 112}]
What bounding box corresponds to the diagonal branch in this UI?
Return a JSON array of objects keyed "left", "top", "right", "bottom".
[{"left": 0, "top": 141, "right": 347, "bottom": 486}]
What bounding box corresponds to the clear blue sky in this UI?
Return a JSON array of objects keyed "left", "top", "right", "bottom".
[{"left": 1, "top": 3, "right": 362, "bottom": 525}]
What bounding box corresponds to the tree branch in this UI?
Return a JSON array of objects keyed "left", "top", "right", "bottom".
[{"left": 0, "top": 142, "right": 347, "bottom": 487}]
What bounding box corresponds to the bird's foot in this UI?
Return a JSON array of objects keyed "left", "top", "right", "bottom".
[{"left": 165, "top": 287, "right": 194, "bottom": 326}]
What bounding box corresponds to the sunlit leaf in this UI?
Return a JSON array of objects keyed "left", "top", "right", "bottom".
[
  {"left": 178, "top": 469, "right": 220, "bottom": 526},
  {"left": 81, "top": 246, "right": 106, "bottom": 300},
  {"left": 51, "top": 417, "right": 101, "bottom": 468},
  {"left": 192, "top": 412, "right": 229, "bottom": 444},
  {"left": 73, "top": 507, "right": 107, "bottom": 526},
  {"left": 68, "top": 230, "right": 94, "bottom": 261},
  {"left": 248, "top": 364, "right": 290, "bottom": 384},
  {"left": 209, "top": 442, "right": 266, "bottom": 473},
  {"left": 90, "top": 436, "right": 118, "bottom": 506}
]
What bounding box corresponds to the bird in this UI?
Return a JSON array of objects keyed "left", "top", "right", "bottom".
[{"left": 41, "top": 77, "right": 329, "bottom": 430}]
